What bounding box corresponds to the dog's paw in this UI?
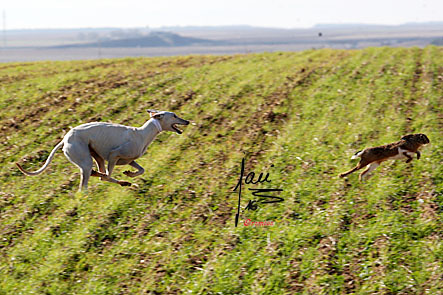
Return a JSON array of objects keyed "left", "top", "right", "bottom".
[{"left": 119, "top": 181, "right": 132, "bottom": 186}]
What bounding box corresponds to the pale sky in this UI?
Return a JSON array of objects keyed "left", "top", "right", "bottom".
[{"left": 2, "top": 0, "right": 443, "bottom": 30}]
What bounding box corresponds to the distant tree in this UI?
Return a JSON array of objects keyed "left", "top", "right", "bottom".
[{"left": 431, "top": 38, "right": 443, "bottom": 45}]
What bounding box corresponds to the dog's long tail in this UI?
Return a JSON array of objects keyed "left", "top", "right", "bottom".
[{"left": 16, "top": 141, "right": 64, "bottom": 176}]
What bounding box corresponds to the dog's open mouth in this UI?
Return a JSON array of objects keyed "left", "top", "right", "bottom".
[{"left": 172, "top": 123, "right": 183, "bottom": 134}]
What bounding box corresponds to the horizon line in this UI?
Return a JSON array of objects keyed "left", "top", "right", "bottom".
[{"left": 4, "top": 20, "right": 443, "bottom": 32}]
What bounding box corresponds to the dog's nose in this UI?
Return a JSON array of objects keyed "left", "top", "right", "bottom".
[{"left": 183, "top": 120, "right": 190, "bottom": 125}]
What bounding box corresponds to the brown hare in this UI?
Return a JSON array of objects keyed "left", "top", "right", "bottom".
[{"left": 339, "top": 133, "right": 430, "bottom": 181}]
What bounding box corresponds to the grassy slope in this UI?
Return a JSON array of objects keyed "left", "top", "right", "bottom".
[{"left": 0, "top": 47, "right": 441, "bottom": 294}]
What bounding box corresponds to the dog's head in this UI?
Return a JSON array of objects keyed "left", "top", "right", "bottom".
[
  {"left": 401, "top": 133, "right": 430, "bottom": 145},
  {"left": 147, "top": 109, "right": 189, "bottom": 134}
]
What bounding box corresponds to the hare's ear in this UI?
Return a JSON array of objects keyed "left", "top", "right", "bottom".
[
  {"left": 401, "top": 134, "right": 413, "bottom": 141},
  {"left": 421, "top": 134, "right": 430, "bottom": 143},
  {"left": 147, "top": 109, "right": 159, "bottom": 117}
]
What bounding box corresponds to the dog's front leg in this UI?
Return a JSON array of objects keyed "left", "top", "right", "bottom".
[
  {"left": 107, "top": 142, "right": 133, "bottom": 176},
  {"left": 124, "top": 161, "right": 145, "bottom": 177},
  {"left": 107, "top": 145, "right": 132, "bottom": 186},
  {"left": 416, "top": 151, "right": 421, "bottom": 160}
]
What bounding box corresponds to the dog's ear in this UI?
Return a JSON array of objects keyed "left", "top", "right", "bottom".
[
  {"left": 147, "top": 109, "right": 159, "bottom": 117},
  {"left": 153, "top": 113, "right": 164, "bottom": 120}
]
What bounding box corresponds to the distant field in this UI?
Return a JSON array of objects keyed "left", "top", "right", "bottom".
[
  {"left": 0, "top": 47, "right": 442, "bottom": 294},
  {"left": 0, "top": 44, "right": 319, "bottom": 62},
  {"left": 2, "top": 24, "right": 442, "bottom": 62}
]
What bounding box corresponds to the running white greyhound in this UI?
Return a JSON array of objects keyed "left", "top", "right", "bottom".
[{"left": 16, "top": 110, "right": 189, "bottom": 191}]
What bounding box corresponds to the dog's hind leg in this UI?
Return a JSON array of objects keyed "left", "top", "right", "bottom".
[
  {"left": 90, "top": 170, "right": 131, "bottom": 186},
  {"left": 88, "top": 146, "right": 132, "bottom": 186},
  {"left": 80, "top": 166, "right": 92, "bottom": 191},
  {"left": 89, "top": 143, "right": 133, "bottom": 187},
  {"left": 89, "top": 144, "right": 106, "bottom": 174},
  {"left": 63, "top": 142, "right": 93, "bottom": 191}
]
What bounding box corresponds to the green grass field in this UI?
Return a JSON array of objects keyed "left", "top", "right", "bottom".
[{"left": 0, "top": 47, "right": 442, "bottom": 294}]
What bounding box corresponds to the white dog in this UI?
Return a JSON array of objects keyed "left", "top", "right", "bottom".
[{"left": 16, "top": 110, "right": 189, "bottom": 191}]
